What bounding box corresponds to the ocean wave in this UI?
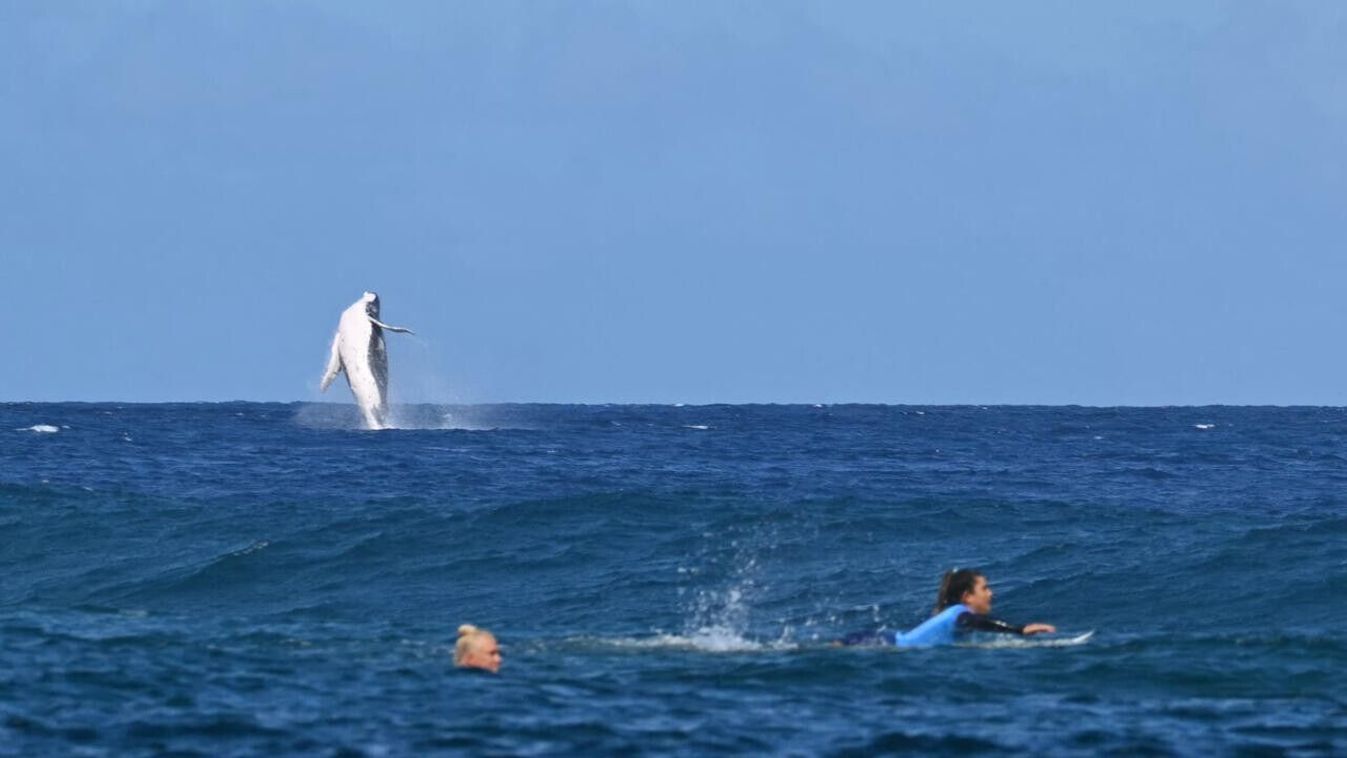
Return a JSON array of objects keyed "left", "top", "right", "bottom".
[
  {"left": 292, "top": 402, "right": 527, "bottom": 431},
  {"left": 102, "top": 539, "right": 280, "bottom": 606},
  {"left": 564, "top": 629, "right": 795, "bottom": 653},
  {"left": 6, "top": 403, "right": 1347, "bottom": 756}
]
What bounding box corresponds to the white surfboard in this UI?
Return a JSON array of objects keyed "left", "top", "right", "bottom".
[{"left": 962, "top": 630, "right": 1095, "bottom": 649}]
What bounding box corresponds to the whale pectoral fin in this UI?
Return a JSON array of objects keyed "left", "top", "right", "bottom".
[
  {"left": 319, "top": 333, "right": 343, "bottom": 392},
  {"left": 368, "top": 317, "right": 414, "bottom": 335}
]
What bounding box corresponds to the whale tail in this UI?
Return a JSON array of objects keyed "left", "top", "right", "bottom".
[{"left": 319, "top": 332, "right": 343, "bottom": 392}]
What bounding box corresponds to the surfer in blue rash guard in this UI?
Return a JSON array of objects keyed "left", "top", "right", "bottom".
[{"left": 839, "top": 568, "right": 1056, "bottom": 647}]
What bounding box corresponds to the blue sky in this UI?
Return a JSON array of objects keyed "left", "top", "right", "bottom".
[{"left": 4, "top": 1, "right": 1345, "bottom": 404}]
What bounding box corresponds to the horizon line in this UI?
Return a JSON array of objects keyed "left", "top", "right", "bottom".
[{"left": 4, "top": 399, "right": 1345, "bottom": 410}]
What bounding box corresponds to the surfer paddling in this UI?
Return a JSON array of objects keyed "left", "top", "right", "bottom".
[{"left": 839, "top": 568, "right": 1055, "bottom": 647}]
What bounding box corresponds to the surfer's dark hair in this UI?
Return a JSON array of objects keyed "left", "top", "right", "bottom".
[{"left": 933, "top": 568, "right": 985, "bottom": 615}]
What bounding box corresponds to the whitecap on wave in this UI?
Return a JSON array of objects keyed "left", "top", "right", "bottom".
[
  {"left": 229, "top": 540, "right": 271, "bottom": 558},
  {"left": 293, "top": 403, "right": 517, "bottom": 431},
  {"left": 571, "top": 627, "right": 796, "bottom": 654},
  {"left": 16, "top": 424, "right": 59, "bottom": 433}
]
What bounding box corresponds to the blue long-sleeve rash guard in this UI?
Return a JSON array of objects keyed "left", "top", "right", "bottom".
[
  {"left": 894, "top": 604, "right": 1026, "bottom": 647},
  {"left": 839, "top": 604, "right": 1027, "bottom": 647}
]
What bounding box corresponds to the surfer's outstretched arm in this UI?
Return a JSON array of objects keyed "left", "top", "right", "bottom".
[
  {"left": 369, "top": 317, "right": 414, "bottom": 335},
  {"left": 957, "top": 613, "right": 1056, "bottom": 636},
  {"left": 319, "top": 332, "right": 343, "bottom": 391},
  {"left": 957, "top": 613, "right": 1023, "bottom": 635}
]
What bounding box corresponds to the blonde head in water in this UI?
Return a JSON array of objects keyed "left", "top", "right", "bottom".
[{"left": 455, "top": 624, "right": 502, "bottom": 673}]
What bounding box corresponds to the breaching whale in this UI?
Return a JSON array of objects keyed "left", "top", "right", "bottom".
[{"left": 320, "top": 292, "right": 414, "bottom": 429}]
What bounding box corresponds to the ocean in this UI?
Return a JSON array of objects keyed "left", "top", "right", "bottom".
[{"left": 2, "top": 403, "right": 1344, "bottom": 755}]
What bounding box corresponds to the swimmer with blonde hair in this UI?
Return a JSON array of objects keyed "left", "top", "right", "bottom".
[{"left": 455, "top": 624, "right": 502, "bottom": 673}]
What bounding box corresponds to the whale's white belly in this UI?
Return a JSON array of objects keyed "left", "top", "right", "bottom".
[
  {"left": 321, "top": 292, "right": 413, "bottom": 431},
  {"left": 335, "top": 306, "right": 389, "bottom": 429}
]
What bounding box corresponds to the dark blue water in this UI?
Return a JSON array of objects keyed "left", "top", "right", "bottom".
[{"left": 3, "top": 403, "right": 1345, "bottom": 755}]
